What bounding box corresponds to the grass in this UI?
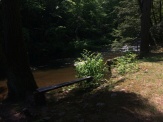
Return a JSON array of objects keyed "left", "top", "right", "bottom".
[{"left": 111, "top": 53, "right": 163, "bottom": 114}]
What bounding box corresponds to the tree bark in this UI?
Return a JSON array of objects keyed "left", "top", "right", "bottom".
[
  {"left": 159, "top": 0, "right": 162, "bottom": 22},
  {"left": 140, "top": 0, "right": 152, "bottom": 56},
  {"left": 2, "top": 0, "right": 38, "bottom": 100}
]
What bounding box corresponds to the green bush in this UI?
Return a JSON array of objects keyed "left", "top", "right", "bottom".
[
  {"left": 113, "top": 52, "right": 139, "bottom": 75},
  {"left": 74, "top": 50, "right": 107, "bottom": 88}
]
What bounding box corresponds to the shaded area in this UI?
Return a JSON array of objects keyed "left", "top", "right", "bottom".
[
  {"left": 0, "top": 65, "right": 6, "bottom": 81},
  {"left": 45, "top": 89, "right": 163, "bottom": 122},
  {"left": 0, "top": 87, "right": 6, "bottom": 94},
  {"left": 0, "top": 72, "right": 163, "bottom": 121},
  {"left": 1, "top": 88, "right": 162, "bottom": 122},
  {"left": 139, "top": 52, "right": 163, "bottom": 62},
  {"left": 0, "top": 81, "right": 7, "bottom": 101}
]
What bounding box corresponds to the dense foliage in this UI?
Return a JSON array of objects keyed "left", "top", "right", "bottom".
[
  {"left": 20, "top": 0, "right": 115, "bottom": 65},
  {"left": 0, "top": 0, "right": 163, "bottom": 65},
  {"left": 111, "top": 0, "right": 140, "bottom": 50}
]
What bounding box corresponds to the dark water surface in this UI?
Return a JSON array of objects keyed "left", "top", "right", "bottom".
[
  {"left": 33, "top": 66, "right": 76, "bottom": 87},
  {"left": 34, "top": 51, "right": 120, "bottom": 87},
  {"left": 0, "top": 66, "right": 76, "bottom": 100}
]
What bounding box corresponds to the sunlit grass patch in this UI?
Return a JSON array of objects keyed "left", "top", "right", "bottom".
[{"left": 106, "top": 52, "right": 163, "bottom": 114}]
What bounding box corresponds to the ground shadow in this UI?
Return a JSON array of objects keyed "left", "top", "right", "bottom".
[
  {"left": 45, "top": 87, "right": 163, "bottom": 122},
  {"left": 1, "top": 86, "right": 163, "bottom": 122},
  {"left": 140, "top": 52, "right": 163, "bottom": 62}
]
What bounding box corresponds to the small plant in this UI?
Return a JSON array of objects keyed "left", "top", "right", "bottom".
[
  {"left": 113, "top": 52, "right": 139, "bottom": 75},
  {"left": 74, "top": 50, "right": 107, "bottom": 88}
]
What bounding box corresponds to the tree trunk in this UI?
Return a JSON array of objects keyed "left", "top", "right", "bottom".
[
  {"left": 159, "top": 0, "right": 162, "bottom": 22},
  {"left": 2, "top": 0, "right": 38, "bottom": 101},
  {"left": 140, "top": 0, "right": 152, "bottom": 56},
  {"left": 0, "top": 41, "right": 6, "bottom": 80}
]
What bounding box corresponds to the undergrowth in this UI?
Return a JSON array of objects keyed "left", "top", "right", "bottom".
[
  {"left": 113, "top": 52, "right": 139, "bottom": 75},
  {"left": 74, "top": 50, "right": 107, "bottom": 88}
]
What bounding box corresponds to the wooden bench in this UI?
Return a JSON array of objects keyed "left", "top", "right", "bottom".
[
  {"left": 35, "top": 76, "right": 93, "bottom": 93},
  {"left": 33, "top": 76, "right": 93, "bottom": 105}
]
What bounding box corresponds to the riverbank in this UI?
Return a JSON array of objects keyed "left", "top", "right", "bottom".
[
  {"left": 0, "top": 51, "right": 118, "bottom": 102},
  {"left": 1, "top": 51, "right": 163, "bottom": 121}
]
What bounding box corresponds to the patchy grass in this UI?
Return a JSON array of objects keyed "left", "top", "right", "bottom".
[
  {"left": 1, "top": 52, "right": 163, "bottom": 122},
  {"left": 111, "top": 53, "right": 163, "bottom": 114}
]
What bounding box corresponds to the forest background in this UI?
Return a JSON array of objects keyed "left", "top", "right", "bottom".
[{"left": 0, "top": 0, "right": 163, "bottom": 78}]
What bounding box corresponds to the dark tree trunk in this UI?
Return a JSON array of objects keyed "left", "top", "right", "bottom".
[
  {"left": 1, "top": 0, "right": 38, "bottom": 101},
  {"left": 0, "top": 42, "right": 6, "bottom": 80},
  {"left": 151, "top": 0, "right": 157, "bottom": 25},
  {"left": 159, "top": 0, "right": 162, "bottom": 22},
  {"left": 140, "top": 0, "right": 152, "bottom": 56}
]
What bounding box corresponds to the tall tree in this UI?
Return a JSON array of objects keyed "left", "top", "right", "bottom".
[
  {"left": 1, "top": 0, "right": 39, "bottom": 101},
  {"left": 140, "top": 0, "right": 152, "bottom": 56}
]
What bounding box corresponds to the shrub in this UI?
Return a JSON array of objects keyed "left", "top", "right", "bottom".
[
  {"left": 74, "top": 50, "right": 107, "bottom": 88},
  {"left": 113, "top": 52, "right": 138, "bottom": 75}
]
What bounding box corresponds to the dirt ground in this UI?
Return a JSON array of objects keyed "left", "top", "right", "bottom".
[{"left": 0, "top": 88, "right": 163, "bottom": 122}]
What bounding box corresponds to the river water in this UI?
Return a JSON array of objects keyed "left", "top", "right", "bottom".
[
  {"left": 33, "top": 51, "right": 120, "bottom": 87},
  {"left": 0, "top": 66, "right": 76, "bottom": 100},
  {"left": 33, "top": 66, "right": 76, "bottom": 87}
]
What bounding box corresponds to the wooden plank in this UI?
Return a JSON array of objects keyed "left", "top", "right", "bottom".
[{"left": 36, "top": 76, "right": 93, "bottom": 93}]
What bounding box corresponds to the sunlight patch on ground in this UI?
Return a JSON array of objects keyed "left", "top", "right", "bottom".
[{"left": 110, "top": 59, "right": 163, "bottom": 114}]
